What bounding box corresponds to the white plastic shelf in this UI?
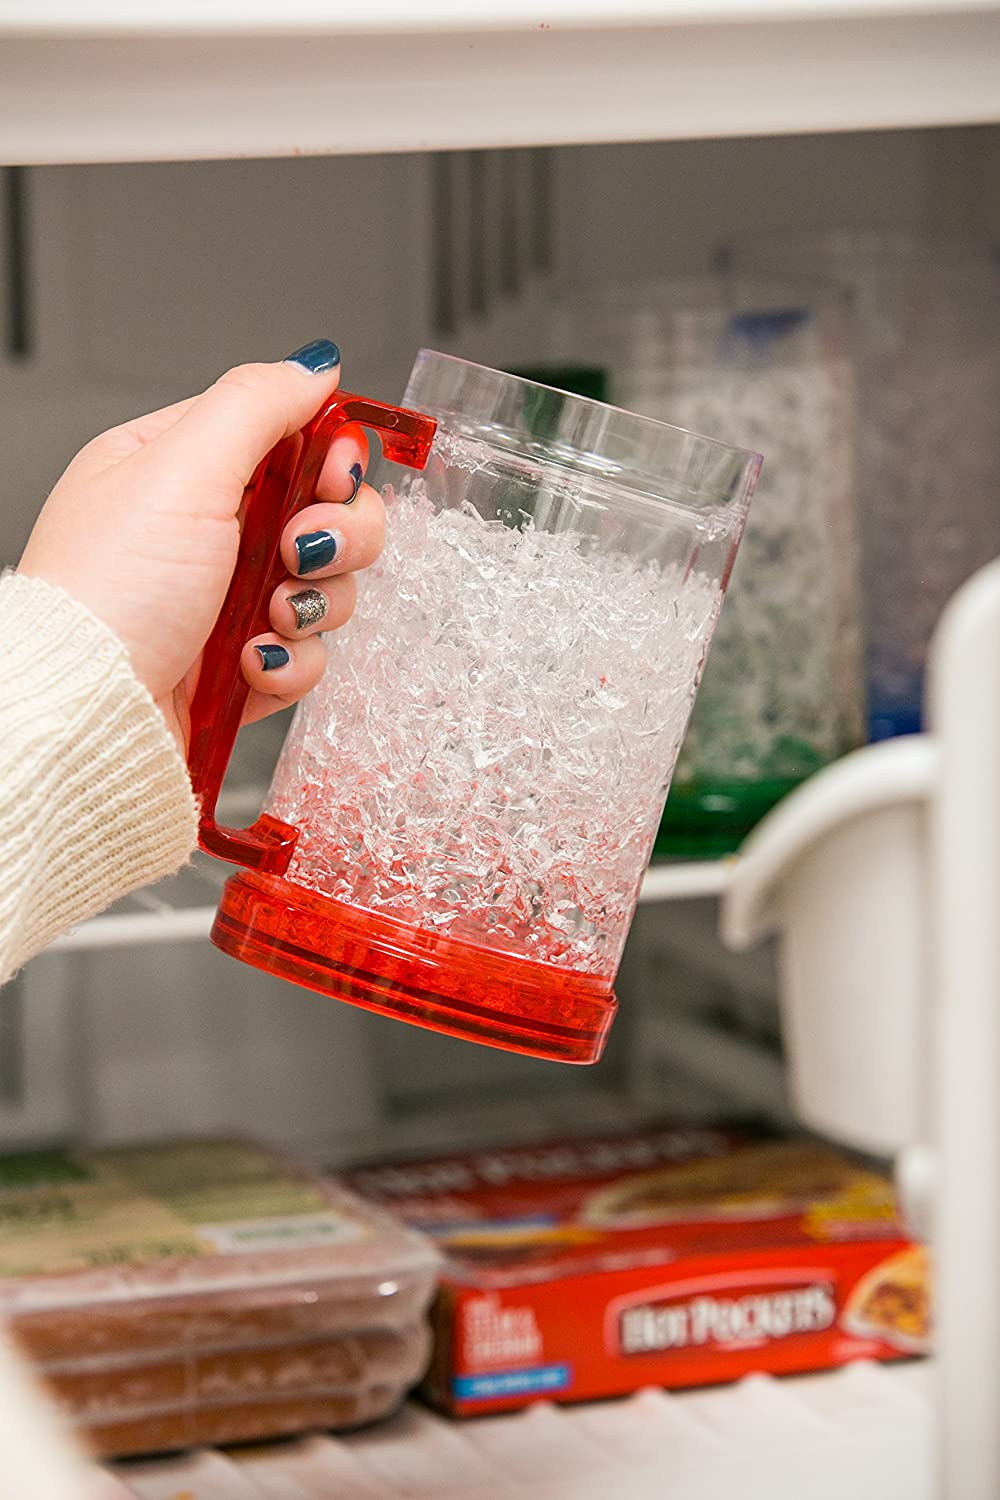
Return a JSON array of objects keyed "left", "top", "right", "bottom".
[
  {"left": 1, "top": 3, "right": 998, "bottom": 163},
  {"left": 111, "top": 1361, "right": 936, "bottom": 1500},
  {"left": 7, "top": 0, "right": 997, "bottom": 28},
  {"left": 639, "top": 859, "right": 733, "bottom": 903},
  {"left": 50, "top": 849, "right": 730, "bottom": 954}
]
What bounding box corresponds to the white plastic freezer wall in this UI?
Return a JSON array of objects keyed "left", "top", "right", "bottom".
[
  {"left": 716, "top": 558, "right": 1000, "bottom": 1496},
  {"left": 0, "top": 123, "right": 995, "bottom": 1154}
]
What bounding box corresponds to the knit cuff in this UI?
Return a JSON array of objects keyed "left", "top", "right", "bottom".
[{"left": 0, "top": 571, "right": 198, "bottom": 978}]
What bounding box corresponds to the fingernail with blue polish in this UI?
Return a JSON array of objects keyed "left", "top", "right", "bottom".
[
  {"left": 256, "top": 644, "right": 290, "bottom": 672},
  {"left": 284, "top": 338, "right": 341, "bottom": 373},
  {"left": 295, "top": 529, "right": 342, "bottom": 574},
  {"left": 345, "top": 462, "right": 363, "bottom": 504}
]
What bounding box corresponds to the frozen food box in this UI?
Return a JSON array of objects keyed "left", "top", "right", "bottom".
[
  {"left": 0, "top": 1138, "right": 439, "bottom": 1456},
  {"left": 347, "top": 1123, "right": 929, "bottom": 1416}
]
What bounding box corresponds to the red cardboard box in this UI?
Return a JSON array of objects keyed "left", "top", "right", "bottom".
[{"left": 348, "top": 1124, "right": 929, "bottom": 1415}]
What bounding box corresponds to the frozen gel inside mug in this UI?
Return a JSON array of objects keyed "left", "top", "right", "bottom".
[{"left": 269, "top": 466, "right": 719, "bottom": 975}]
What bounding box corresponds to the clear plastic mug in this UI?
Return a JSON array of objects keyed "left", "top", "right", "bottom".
[
  {"left": 188, "top": 353, "right": 760, "bottom": 1063},
  {"left": 733, "top": 231, "right": 1000, "bottom": 740}
]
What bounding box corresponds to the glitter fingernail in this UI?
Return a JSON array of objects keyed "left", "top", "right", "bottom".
[{"left": 289, "top": 588, "right": 328, "bottom": 631}]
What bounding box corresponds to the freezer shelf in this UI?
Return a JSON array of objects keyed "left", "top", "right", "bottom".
[
  {"left": 3, "top": 4, "right": 1000, "bottom": 164},
  {"left": 112, "top": 1360, "right": 935, "bottom": 1499},
  {"left": 50, "top": 847, "right": 730, "bottom": 953}
]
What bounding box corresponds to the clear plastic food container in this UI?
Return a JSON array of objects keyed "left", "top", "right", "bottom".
[
  {"left": 733, "top": 232, "right": 1000, "bottom": 740},
  {"left": 0, "top": 1139, "right": 439, "bottom": 1458},
  {"left": 578, "top": 276, "right": 864, "bottom": 855}
]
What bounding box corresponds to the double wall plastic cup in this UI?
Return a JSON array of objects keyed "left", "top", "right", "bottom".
[{"left": 188, "top": 353, "right": 760, "bottom": 1063}]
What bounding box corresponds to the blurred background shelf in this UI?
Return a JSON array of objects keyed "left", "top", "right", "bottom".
[
  {"left": 50, "top": 848, "right": 732, "bottom": 954},
  {"left": 110, "top": 1360, "right": 936, "bottom": 1500}
]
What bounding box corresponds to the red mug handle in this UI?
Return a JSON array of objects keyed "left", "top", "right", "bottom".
[{"left": 186, "top": 392, "right": 437, "bottom": 874}]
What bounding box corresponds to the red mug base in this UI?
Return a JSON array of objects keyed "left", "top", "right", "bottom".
[{"left": 211, "top": 872, "right": 617, "bottom": 1064}]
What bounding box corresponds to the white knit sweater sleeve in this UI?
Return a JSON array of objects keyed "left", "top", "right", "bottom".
[{"left": 0, "top": 571, "right": 198, "bottom": 983}]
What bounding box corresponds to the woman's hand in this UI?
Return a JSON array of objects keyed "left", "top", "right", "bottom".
[{"left": 18, "top": 340, "right": 385, "bottom": 751}]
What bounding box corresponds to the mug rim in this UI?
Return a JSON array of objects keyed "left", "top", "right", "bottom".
[{"left": 406, "top": 349, "right": 762, "bottom": 520}]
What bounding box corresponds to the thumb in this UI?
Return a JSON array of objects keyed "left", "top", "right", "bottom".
[{"left": 152, "top": 340, "right": 343, "bottom": 496}]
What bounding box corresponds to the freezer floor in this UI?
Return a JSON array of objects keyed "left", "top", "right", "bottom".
[{"left": 108, "top": 1360, "right": 935, "bottom": 1500}]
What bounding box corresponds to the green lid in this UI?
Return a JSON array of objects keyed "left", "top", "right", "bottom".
[{"left": 508, "top": 365, "right": 609, "bottom": 404}]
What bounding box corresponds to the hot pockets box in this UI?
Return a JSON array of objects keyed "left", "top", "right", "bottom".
[{"left": 347, "top": 1124, "right": 929, "bottom": 1416}]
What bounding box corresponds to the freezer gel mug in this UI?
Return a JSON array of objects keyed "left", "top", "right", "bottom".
[
  {"left": 735, "top": 232, "right": 1000, "bottom": 741},
  {"left": 188, "top": 353, "right": 760, "bottom": 1063},
  {"left": 593, "top": 277, "right": 863, "bottom": 856}
]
